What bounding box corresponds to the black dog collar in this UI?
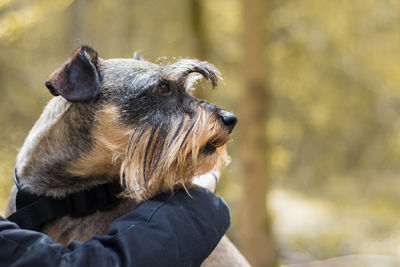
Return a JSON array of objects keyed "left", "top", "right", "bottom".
[{"left": 7, "top": 168, "right": 123, "bottom": 230}]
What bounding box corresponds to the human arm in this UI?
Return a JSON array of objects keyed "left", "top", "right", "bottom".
[{"left": 0, "top": 187, "right": 230, "bottom": 267}]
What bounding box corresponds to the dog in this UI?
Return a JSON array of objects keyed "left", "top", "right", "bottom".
[{"left": 6, "top": 46, "right": 250, "bottom": 266}]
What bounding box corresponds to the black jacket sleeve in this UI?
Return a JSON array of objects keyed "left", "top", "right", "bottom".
[{"left": 0, "top": 187, "right": 230, "bottom": 267}]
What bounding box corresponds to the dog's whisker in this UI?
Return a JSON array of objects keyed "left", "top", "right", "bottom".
[{"left": 167, "top": 115, "right": 185, "bottom": 149}]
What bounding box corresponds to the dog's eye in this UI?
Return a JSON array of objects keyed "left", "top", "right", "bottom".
[{"left": 157, "top": 83, "right": 171, "bottom": 95}]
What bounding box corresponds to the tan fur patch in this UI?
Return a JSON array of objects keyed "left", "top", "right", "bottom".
[{"left": 67, "top": 105, "right": 133, "bottom": 177}]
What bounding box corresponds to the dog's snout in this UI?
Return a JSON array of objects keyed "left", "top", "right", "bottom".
[{"left": 219, "top": 110, "right": 237, "bottom": 133}]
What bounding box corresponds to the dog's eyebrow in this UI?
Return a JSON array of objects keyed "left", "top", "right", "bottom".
[
  {"left": 126, "top": 69, "right": 161, "bottom": 92},
  {"left": 163, "top": 59, "right": 222, "bottom": 90}
]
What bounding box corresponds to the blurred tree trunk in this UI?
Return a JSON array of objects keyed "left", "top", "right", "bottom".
[
  {"left": 189, "top": 0, "right": 209, "bottom": 100},
  {"left": 189, "top": 0, "right": 207, "bottom": 59},
  {"left": 67, "top": 0, "right": 86, "bottom": 51},
  {"left": 239, "top": 0, "right": 276, "bottom": 266}
]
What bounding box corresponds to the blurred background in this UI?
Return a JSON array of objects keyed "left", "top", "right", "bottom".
[{"left": 2, "top": 0, "right": 400, "bottom": 266}]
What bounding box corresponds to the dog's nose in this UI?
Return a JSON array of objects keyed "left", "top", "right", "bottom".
[{"left": 220, "top": 110, "right": 238, "bottom": 133}]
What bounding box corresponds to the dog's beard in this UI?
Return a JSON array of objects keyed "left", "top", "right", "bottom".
[{"left": 120, "top": 108, "right": 230, "bottom": 202}]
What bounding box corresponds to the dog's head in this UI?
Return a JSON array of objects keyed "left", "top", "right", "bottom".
[{"left": 45, "top": 46, "right": 237, "bottom": 201}]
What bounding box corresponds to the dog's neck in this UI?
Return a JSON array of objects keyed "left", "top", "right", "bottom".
[{"left": 16, "top": 97, "right": 120, "bottom": 197}]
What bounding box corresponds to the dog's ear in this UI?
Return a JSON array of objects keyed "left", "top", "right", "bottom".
[{"left": 45, "top": 46, "right": 100, "bottom": 103}]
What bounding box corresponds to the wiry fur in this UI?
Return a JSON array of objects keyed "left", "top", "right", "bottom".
[
  {"left": 121, "top": 107, "right": 230, "bottom": 201},
  {"left": 6, "top": 46, "right": 250, "bottom": 267}
]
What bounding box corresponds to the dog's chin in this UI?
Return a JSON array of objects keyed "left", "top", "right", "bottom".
[
  {"left": 202, "top": 143, "right": 217, "bottom": 155},
  {"left": 202, "top": 133, "right": 231, "bottom": 156},
  {"left": 201, "top": 138, "right": 228, "bottom": 156}
]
